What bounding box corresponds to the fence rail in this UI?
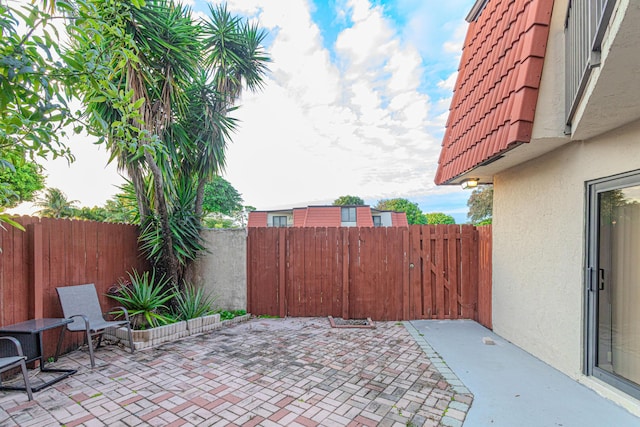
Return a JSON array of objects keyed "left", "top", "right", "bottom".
[
  {"left": 0, "top": 217, "right": 148, "bottom": 358},
  {"left": 247, "top": 225, "right": 492, "bottom": 327}
]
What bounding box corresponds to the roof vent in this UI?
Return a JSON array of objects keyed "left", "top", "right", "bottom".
[{"left": 466, "top": 0, "right": 489, "bottom": 23}]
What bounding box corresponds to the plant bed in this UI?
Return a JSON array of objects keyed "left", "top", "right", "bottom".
[
  {"left": 328, "top": 316, "right": 375, "bottom": 329},
  {"left": 105, "top": 312, "right": 251, "bottom": 350},
  {"left": 186, "top": 313, "right": 221, "bottom": 334}
]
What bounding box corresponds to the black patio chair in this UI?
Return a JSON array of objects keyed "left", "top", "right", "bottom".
[{"left": 0, "top": 336, "right": 33, "bottom": 400}]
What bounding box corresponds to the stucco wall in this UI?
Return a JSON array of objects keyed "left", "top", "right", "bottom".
[
  {"left": 492, "top": 119, "right": 640, "bottom": 381},
  {"left": 530, "top": 0, "right": 567, "bottom": 141},
  {"left": 189, "top": 229, "right": 246, "bottom": 311}
]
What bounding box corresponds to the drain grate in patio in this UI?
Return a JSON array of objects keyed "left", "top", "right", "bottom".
[{"left": 328, "top": 316, "right": 375, "bottom": 329}]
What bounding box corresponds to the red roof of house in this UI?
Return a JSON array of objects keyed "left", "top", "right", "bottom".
[
  {"left": 247, "top": 211, "right": 267, "bottom": 227},
  {"left": 435, "top": 0, "right": 553, "bottom": 184},
  {"left": 302, "top": 206, "right": 341, "bottom": 227},
  {"left": 391, "top": 212, "right": 409, "bottom": 227},
  {"left": 247, "top": 206, "right": 409, "bottom": 227}
]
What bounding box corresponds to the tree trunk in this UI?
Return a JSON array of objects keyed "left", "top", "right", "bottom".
[
  {"left": 127, "top": 164, "right": 151, "bottom": 223},
  {"left": 195, "top": 176, "right": 206, "bottom": 219},
  {"left": 144, "top": 150, "right": 180, "bottom": 286}
]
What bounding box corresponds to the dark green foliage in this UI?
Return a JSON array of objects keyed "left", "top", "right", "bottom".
[
  {"left": 202, "top": 215, "right": 236, "bottom": 229},
  {"left": 0, "top": 147, "right": 45, "bottom": 208},
  {"left": 467, "top": 185, "right": 493, "bottom": 225},
  {"left": 35, "top": 188, "right": 78, "bottom": 219},
  {"left": 108, "top": 269, "right": 175, "bottom": 329},
  {"left": 202, "top": 176, "right": 244, "bottom": 216},
  {"left": 216, "top": 309, "right": 247, "bottom": 320},
  {"left": 172, "top": 283, "right": 216, "bottom": 321},
  {"left": 333, "top": 195, "right": 365, "bottom": 206},
  {"left": 72, "top": 206, "right": 110, "bottom": 222},
  {"left": 375, "top": 198, "right": 426, "bottom": 225},
  {"left": 0, "top": 1, "right": 77, "bottom": 163},
  {"left": 424, "top": 212, "right": 456, "bottom": 225}
]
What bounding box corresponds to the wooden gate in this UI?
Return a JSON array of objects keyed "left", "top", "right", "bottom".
[{"left": 247, "top": 225, "right": 491, "bottom": 325}]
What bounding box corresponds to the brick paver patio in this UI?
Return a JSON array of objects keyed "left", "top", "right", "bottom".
[{"left": 0, "top": 317, "right": 472, "bottom": 426}]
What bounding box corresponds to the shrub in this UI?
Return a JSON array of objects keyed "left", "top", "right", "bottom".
[
  {"left": 172, "top": 283, "right": 217, "bottom": 320},
  {"left": 109, "top": 269, "right": 175, "bottom": 329}
]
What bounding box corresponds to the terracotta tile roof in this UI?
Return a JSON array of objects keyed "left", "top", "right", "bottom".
[
  {"left": 435, "top": 0, "right": 553, "bottom": 184},
  {"left": 247, "top": 211, "right": 267, "bottom": 227}
]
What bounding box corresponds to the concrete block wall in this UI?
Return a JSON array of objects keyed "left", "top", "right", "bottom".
[{"left": 188, "top": 228, "right": 247, "bottom": 311}]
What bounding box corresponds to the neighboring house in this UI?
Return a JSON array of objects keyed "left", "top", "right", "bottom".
[
  {"left": 247, "top": 206, "right": 409, "bottom": 227},
  {"left": 436, "top": 0, "right": 640, "bottom": 413}
]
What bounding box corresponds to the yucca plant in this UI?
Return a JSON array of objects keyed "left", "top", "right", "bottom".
[
  {"left": 172, "top": 283, "right": 217, "bottom": 321},
  {"left": 75, "top": 0, "right": 270, "bottom": 288},
  {"left": 109, "top": 269, "right": 175, "bottom": 329}
]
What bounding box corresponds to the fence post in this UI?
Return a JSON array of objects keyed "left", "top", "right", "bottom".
[
  {"left": 402, "top": 228, "right": 410, "bottom": 319},
  {"left": 459, "top": 225, "right": 477, "bottom": 319},
  {"left": 278, "top": 228, "right": 286, "bottom": 318},
  {"left": 28, "top": 222, "right": 44, "bottom": 319},
  {"left": 341, "top": 228, "right": 349, "bottom": 319}
]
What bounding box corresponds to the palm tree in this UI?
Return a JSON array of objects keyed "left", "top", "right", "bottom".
[
  {"left": 35, "top": 188, "right": 78, "bottom": 219},
  {"left": 76, "top": 1, "right": 269, "bottom": 286}
]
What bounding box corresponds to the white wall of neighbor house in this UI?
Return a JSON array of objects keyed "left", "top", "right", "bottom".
[
  {"left": 267, "top": 212, "right": 293, "bottom": 227},
  {"left": 189, "top": 228, "right": 247, "bottom": 311},
  {"left": 492, "top": 118, "right": 640, "bottom": 399}
]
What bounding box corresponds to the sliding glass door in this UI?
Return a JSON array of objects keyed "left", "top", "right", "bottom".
[{"left": 587, "top": 172, "right": 640, "bottom": 398}]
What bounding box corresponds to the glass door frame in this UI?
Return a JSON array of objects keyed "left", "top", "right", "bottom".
[{"left": 585, "top": 169, "right": 640, "bottom": 399}]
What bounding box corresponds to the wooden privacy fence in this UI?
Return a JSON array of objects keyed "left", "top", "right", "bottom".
[
  {"left": 0, "top": 216, "right": 148, "bottom": 358},
  {"left": 247, "top": 225, "right": 492, "bottom": 327}
]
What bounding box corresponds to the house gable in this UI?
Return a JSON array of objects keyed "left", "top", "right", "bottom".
[
  {"left": 435, "top": 0, "right": 553, "bottom": 185},
  {"left": 247, "top": 211, "right": 267, "bottom": 227},
  {"left": 302, "top": 206, "right": 341, "bottom": 227}
]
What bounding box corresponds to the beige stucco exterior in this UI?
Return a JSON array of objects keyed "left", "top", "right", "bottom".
[
  {"left": 489, "top": 0, "right": 640, "bottom": 413},
  {"left": 493, "top": 118, "right": 640, "bottom": 414}
]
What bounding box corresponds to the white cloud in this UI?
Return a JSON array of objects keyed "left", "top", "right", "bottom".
[
  {"left": 442, "top": 20, "right": 468, "bottom": 54},
  {"left": 12, "top": 0, "right": 472, "bottom": 216},
  {"left": 438, "top": 71, "right": 458, "bottom": 91},
  {"left": 218, "top": 0, "right": 469, "bottom": 209}
]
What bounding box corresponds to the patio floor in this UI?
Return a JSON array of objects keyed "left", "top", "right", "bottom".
[
  {"left": 0, "top": 317, "right": 470, "bottom": 427},
  {"left": 408, "top": 320, "right": 640, "bottom": 427}
]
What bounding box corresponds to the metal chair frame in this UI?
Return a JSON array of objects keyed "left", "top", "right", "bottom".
[
  {"left": 56, "top": 284, "right": 135, "bottom": 368},
  {"left": 0, "top": 336, "right": 33, "bottom": 400}
]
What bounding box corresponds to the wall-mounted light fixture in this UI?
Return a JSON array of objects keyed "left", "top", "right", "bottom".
[{"left": 461, "top": 178, "right": 479, "bottom": 190}]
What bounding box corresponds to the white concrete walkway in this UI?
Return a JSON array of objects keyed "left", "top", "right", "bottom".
[{"left": 407, "top": 320, "right": 640, "bottom": 427}]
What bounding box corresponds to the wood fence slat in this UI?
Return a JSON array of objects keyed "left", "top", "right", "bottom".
[
  {"left": 434, "top": 225, "right": 445, "bottom": 318},
  {"left": 477, "top": 226, "right": 492, "bottom": 329},
  {"left": 459, "top": 225, "right": 476, "bottom": 319},
  {"left": 84, "top": 221, "right": 99, "bottom": 286},
  {"left": 278, "top": 228, "right": 286, "bottom": 318},
  {"left": 420, "top": 225, "right": 433, "bottom": 318},
  {"left": 402, "top": 228, "right": 410, "bottom": 320},
  {"left": 246, "top": 227, "right": 253, "bottom": 313},
  {"left": 447, "top": 225, "right": 459, "bottom": 319},
  {"left": 30, "top": 222, "right": 44, "bottom": 320},
  {"left": 341, "top": 228, "right": 349, "bottom": 319},
  {"left": 312, "top": 228, "right": 322, "bottom": 316},
  {"left": 347, "top": 228, "right": 359, "bottom": 319}
]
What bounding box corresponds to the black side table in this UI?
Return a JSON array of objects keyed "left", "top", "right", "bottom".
[{"left": 0, "top": 318, "right": 77, "bottom": 392}]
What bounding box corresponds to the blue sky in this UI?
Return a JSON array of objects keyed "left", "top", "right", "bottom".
[{"left": 18, "top": 0, "right": 477, "bottom": 223}]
